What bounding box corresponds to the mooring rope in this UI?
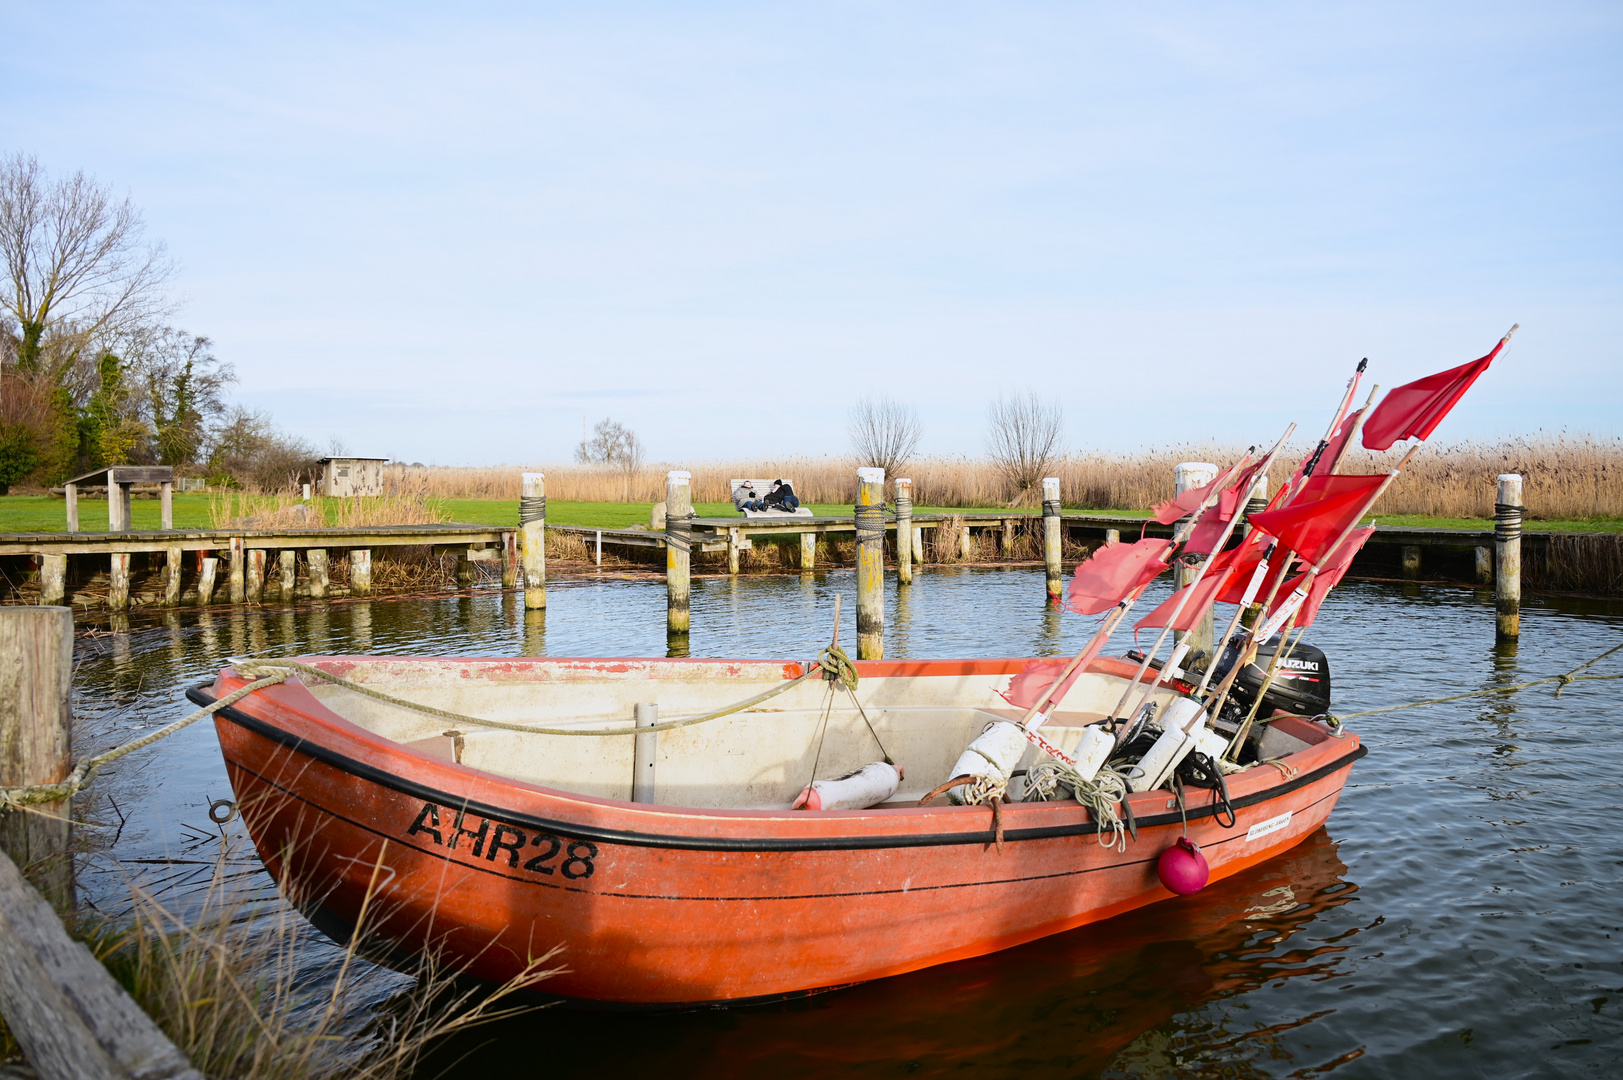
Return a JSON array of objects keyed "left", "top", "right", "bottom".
[
  {"left": 854, "top": 501, "right": 888, "bottom": 544},
  {"left": 518, "top": 494, "right": 547, "bottom": 524},
  {"left": 665, "top": 509, "right": 695, "bottom": 554},
  {"left": 1024, "top": 760, "right": 1130, "bottom": 851}
]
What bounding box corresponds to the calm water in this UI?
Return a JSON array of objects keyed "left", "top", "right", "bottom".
[{"left": 66, "top": 568, "right": 1623, "bottom": 1078}]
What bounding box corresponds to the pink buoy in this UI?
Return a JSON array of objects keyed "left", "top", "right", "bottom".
[{"left": 1157, "top": 837, "right": 1209, "bottom": 895}]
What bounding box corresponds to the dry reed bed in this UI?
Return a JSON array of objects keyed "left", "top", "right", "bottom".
[{"left": 391, "top": 436, "right": 1623, "bottom": 521}]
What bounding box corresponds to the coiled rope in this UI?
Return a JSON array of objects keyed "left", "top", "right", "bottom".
[
  {"left": 519, "top": 494, "right": 547, "bottom": 524},
  {"left": 665, "top": 509, "right": 695, "bottom": 554},
  {"left": 1042, "top": 498, "right": 1062, "bottom": 518},
  {"left": 854, "top": 502, "right": 887, "bottom": 544},
  {"left": 1024, "top": 760, "right": 1130, "bottom": 851}
]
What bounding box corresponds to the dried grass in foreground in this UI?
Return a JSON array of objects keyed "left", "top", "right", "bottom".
[{"left": 94, "top": 844, "right": 562, "bottom": 1080}]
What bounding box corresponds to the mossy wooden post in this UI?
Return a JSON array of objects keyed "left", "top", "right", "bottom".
[
  {"left": 228, "top": 536, "right": 245, "bottom": 603},
  {"left": 665, "top": 471, "right": 692, "bottom": 634},
  {"left": 308, "top": 549, "right": 329, "bottom": 599},
  {"left": 63, "top": 482, "right": 79, "bottom": 533},
  {"left": 894, "top": 478, "right": 913, "bottom": 584},
  {"left": 1475, "top": 545, "right": 1492, "bottom": 585},
  {"left": 197, "top": 556, "right": 218, "bottom": 605},
  {"left": 522, "top": 473, "right": 547, "bottom": 610},
  {"left": 501, "top": 530, "right": 518, "bottom": 589},
  {"left": 1104, "top": 528, "right": 1120, "bottom": 544},
  {"left": 856, "top": 467, "right": 885, "bottom": 660},
  {"left": 1172, "top": 463, "right": 1218, "bottom": 656},
  {"left": 1001, "top": 517, "right": 1015, "bottom": 558},
  {"left": 164, "top": 547, "right": 183, "bottom": 605},
  {"left": 350, "top": 549, "right": 371, "bottom": 595},
  {"left": 159, "top": 479, "right": 173, "bottom": 530},
  {"left": 279, "top": 549, "right": 296, "bottom": 601},
  {"left": 1042, "top": 477, "right": 1063, "bottom": 602},
  {"left": 727, "top": 527, "right": 743, "bottom": 574},
  {"left": 39, "top": 556, "right": 66, "bottom": 606},
  {"left": 800, "top": 531, "right": 816, "bottom": 572},
  {"left": 1401, "top": 546, "right": 1422, "bottom": 579},
  {"left": 0, "top": 607, "right": 74, "bottom": 910},
  {"left": 108, "top": 553, "right": 130, "bottom": 611},
  {"left": 247, "top": 549, "right": 266, "bottom": 603},
  {"left": 1495, "top": 474, "right": 1522, "bottom": 641}
]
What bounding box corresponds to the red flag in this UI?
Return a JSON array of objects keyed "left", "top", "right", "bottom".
[
  {"left": 1000, "top": 659, "right": 1077, "bottom": 710},
  {"left": 1274, "top": 527, "right": 1374, "bottom": 627},
  {"left": 1320, "top": 406, "right": 1364, "bottom": 474},
  {"left": 1362, "top": 338, "right": 1507, "bottom": 451},
  {"left": 1133, "top": 567, "right": 1235, "bottom": 635},
  {"left": 1151, "top": 476, "right": 1218, "bottom": 525},
  {"left": 1244, "top": 474, "right": 1385, "bottom": 565},
  {"left": 1176, "top": 460, "right": 1269, "bottom": 553},
  {"left": 1066, "top": 538, "right": 1174, "bottom": 614},
  {"left": 1210, "top": 533, "right": 1287, "bottom": 605}
]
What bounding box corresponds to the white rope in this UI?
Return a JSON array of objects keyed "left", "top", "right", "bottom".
[{"left": 1024, "top": 761, "right": 1130, "bottom": 851}]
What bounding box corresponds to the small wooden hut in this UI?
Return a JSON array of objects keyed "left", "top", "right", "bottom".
[{"left": 317, "top": 457, "right": 389, "bottom": 497}]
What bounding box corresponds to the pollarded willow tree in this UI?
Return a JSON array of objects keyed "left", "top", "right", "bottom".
[
  {"left": 575, "top": 418, "right": 645, "bottom": 500},
  {"left": 849, "top": 396, "right": 922, "bottom": 480},
  {"left": 986, "top": 390, "right": 1064, "bottom": 507}
]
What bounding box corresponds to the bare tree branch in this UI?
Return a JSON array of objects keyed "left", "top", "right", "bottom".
[
  {"left": 849, "top": 396, "right": 921, "bottom": 479},
  {"left": 986, "top": 391, "right": 1064, "bottom": 507}
]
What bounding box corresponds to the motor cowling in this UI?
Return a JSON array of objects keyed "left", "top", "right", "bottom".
[{"left": 1208, "top": 634, "right": 1331, "bottom": 718}]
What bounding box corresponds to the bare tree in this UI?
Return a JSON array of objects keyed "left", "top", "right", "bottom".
[
  {"left": 0, "top": 154, "right": 174, "bottom": 389},
  {"left": 849, "top": 396, "right": 921, "bottom": 479},
  {"left": 575, "top": 418, "right": 645, "bottom": 499},
  {"left": 986, "top": 391, "right": 1064, "bottom": 507}
]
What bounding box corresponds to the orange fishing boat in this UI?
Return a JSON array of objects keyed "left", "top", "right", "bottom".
[{"left": 195, "top": 652, "right": 1363, "bottom": 1006}]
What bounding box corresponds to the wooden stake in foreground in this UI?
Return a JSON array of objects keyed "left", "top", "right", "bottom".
[
  {"left": 0, "top": 607, "right": 74, "bottom": 911},
  {"left": 665, "top": 470, "right": 692, "bottom": 635}
]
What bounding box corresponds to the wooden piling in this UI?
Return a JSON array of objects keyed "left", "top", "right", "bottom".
[
  {"left": 64, "top": 483, "right": 79, "bottom": 533},
  {"left": 1104, "top": 528, "right": 1120, "bottom": 544},
  {"left": 164, "top": 547, "right": 183, "bottom": 606},
  {"left": 1001, "top": 517, "right": 1015, "bottom": 557},
  {"left": 913, "top": 526, "right": 924, "bottom": 566},
  {"left": 727, "top": 527, "right": 742, "bottom": 574},
  {"left": 0, "top": 607, "right": 74, "bottom": 911},
  {"left": 308, "top": 549, "right": 329, "bottom": 599},
  {"left": 959, "top": 522, "right": 973, "bottom": 561},
  {"left": 1475, "top": 545, "right": 1493, "bottom": 585},
  {"left": 196, "top": 556, "right": 218, "bottom": 605},
  {"left": 229, "top": 536, "right": 245, "bottom": 603},
  {"left": 280, "top": 549, "right": 296, "bottom": 601},
  {"left": 247, "top": 549, "right": 266, "bottom": 603},
  {"left": 1496, "top": 474, "right": 1522, "bottom": 641},
  {"left": 456, "top": 547, "right": 475, "bottom": 587},
  {"left": 501, "top": 530, "right": 519, "bottom": 589},
  {"left": 856, "top": 468, "right": 886, "bottom": 659},
  {"left": 108, "top": 553, "right": 131, "bottom": 611},
  {"left": 666, "top": 471, "right": 692, "bottom": 634},
  {"left": 522, "top": 473, "right": 547, "bottom": 610},
  {"left": 800, "top": 531, "right": 816, "bottom": 572},
  {"left": 1042, "top": 477, "right": 1062, "bottom": 601},
  {"left": 1172, "top": 463, "right": 1218, "bottom": 657},
  {"left": 1401, "top": 546, "right": 1422, "bottom": 579},
  {"left": 632, "top": 703, "right": 657, "bottom": 803},
  {"left": 350, "top": 549, "right": 371, "bottom": 595},
  {"left": 39, "top": 555, "right": 66, "bottom": 606},
  {"left": 159, "top": 480, "right": 173, "bottom": 530},
  {"left": 895, "top": 478, "right": 913, "bottom": 584}
]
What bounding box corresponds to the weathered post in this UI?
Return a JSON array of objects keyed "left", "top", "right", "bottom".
[
  {"left": 308, "top": 549, "right": 329, "bottom": 600},
  {"left": 1173, "top": 462, "right": 1218, "bottom": 657},
  {"left": 229, "top": 536, "right": 246, "bottom": 603},
  {"left": 913, "top": 526, "right": 924, "bottom": 565},
  {"left": 38, "top": 556, "right": 66, "bottom": 607},
  {"left": 456, "top": 547, "right": 475, "bottom": 587},
  {"left": 64, "top": 482, "right": 79, "bottom": 533},
  {"left": 959, "top": 523, "right": 974, "bottom": 561},
  {"left": 349, "top": 549, "right": 371, "bottom": 596},
  {"left": 501, "top": 530, "right": 519, "bottom": 589},
  {"left": 521, "top": 472, "right": 547, "bottom": 610},
  {"left": 0, "top": 607, "right": 74, "bottom": 909},
  {"left": 247, "top": 549, "right": 266, "bottom": 603},
  {"left": 894, "top": 478, "right": 913, "bottom": 584},
  {"left": 1239, "top": 475, "right": 1269, "bottom": 540},
  {"left": 855, "top": 467, "right": 886, "bottom": 660},
  {"left": 1001, "top": 517, "right": 1015, "bottom": 558},
  {"left": 1042, "top": 477, "right": 1063, "bottom": 602},
  {"left": 727, "top": 527, "right": 743, "bottom": 574},
  {"left": 666, "top": 471, "right": 692, "bottom": 634},
  {"left": 1401, "top": 545, "right": 1422, "bottom": 579},
  {"left": 800, "top": 531, "right": 816, "bottom": 572},
  {"left": 1475, "top": 545, "right": 1493, "bottom": 585},
  {"left": 197, "top": 556, "right": 218, "bottom": 605},
  {"left": 108, "top": 553, "right": 130, "bottom": 611},
  {"left": 164, "top": 547, "right": 183, "bottom": 605},
  {"left": 1495, "top": 474, "right": 1522, "bottom": 641},
  {"left": 160, "top": 479, "right": 173, "bottom": 530},
  {"left": 279, "top": 549, "right": 296, "bottom": 601},
  {"left": 632, "top": 702, "right": 657, "bottom": 803},
  {"left": 1104, "top": 528, "right": 1120, "bottom": 544}
]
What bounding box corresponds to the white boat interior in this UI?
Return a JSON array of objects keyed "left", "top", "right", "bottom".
[{"left": 296, "top": 658, "right": 1195, "bottom": 810}]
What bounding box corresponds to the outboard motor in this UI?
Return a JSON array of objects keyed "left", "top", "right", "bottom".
[{"left": 1207, "top": 634, "right": 1331, "bottom": 719}]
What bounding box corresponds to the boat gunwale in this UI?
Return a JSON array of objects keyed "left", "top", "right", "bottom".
[{"left": 192, "top": 659, "right": 1366, "bottom": 854}]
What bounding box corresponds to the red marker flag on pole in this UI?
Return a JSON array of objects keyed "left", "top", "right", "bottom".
[
  {"left": 1065, "top": 538, "right": 1175, "bottom": 615},
  {"left": 1244, "top": 474, "right": 1386, "bottom": 566},
  {"left": 1001, "top": 659, "right": 1076, "bottom": 710},
  {"left": 1133, "top": 567, "right": 1235, "bottom": 635},
  {"left": 1273, "top": 526, "right": 1375, "bottom": 627},
  {"left": 1362, "top": 335, "right": 1510, "bottom": 451}
]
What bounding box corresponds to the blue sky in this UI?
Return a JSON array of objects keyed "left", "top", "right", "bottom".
[{"left": 5, "top": 2, "right": 1619, "bottom": 465}]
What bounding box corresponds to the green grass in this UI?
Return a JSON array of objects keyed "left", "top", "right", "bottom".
[{"left": 5, "top": 494, "right": 1621, "bottom": 535}]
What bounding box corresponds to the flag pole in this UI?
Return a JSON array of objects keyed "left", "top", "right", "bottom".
[{"left": 1104, "top": 426, "right": 1297, "bottom": 728}]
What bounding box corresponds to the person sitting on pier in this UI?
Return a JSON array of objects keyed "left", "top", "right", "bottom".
[{"left": 761, "top": 479, "right": 800, "bottom": 512}]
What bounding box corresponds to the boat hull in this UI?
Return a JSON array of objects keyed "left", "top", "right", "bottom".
[{"left": 198, "top": 658, "right": 1364, "bottom": 1005}]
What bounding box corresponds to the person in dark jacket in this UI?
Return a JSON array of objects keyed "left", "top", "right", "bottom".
[{"left": 762, "top": 480, "right": 800, "bottom": 511}]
